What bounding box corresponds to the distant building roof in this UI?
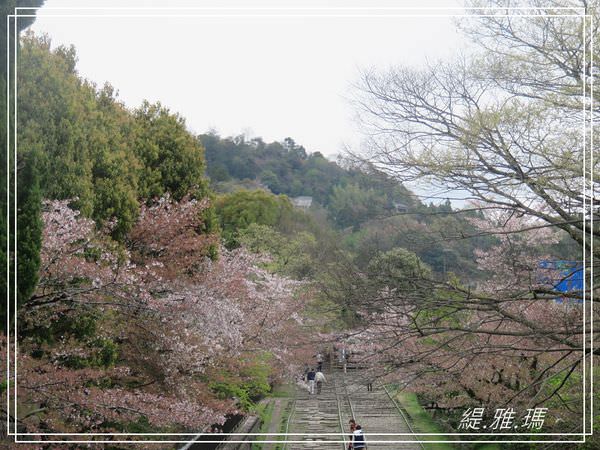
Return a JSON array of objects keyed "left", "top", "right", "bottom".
[{"left": 291, "top": 196, "right": 313, "bottom": 209}]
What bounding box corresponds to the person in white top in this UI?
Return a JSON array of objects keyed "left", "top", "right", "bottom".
[
  {"left": 315, "top": 370, "right": 327, "bottom": 394},
  {"left": 352, "top": 425, "right": 367, "bottom": 449}
]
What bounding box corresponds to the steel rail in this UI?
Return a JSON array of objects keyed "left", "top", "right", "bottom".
[
  {"left": 281, "top": 398, "right": 296, "bottom": 450},
  {"left": 382, "top": 384, "right": 426, "bottom": 450},
  {"left": 341, "top": 372, "right": 356, "bottom": 421},
  {"left": 333, "top": 375, "right": 349, "bottom": 450}
]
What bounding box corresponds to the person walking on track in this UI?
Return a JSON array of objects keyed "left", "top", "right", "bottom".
[
  {"left": 315, "top": 369, "right": 327, "bottom": 394},
  {"left": 347, "top": 419, "right": 356, "bottom": 450},
  {"left": 306, "top": 368, "right": 316, "bottom": 394},
  {"left": 316, "top": 352, "right": 324, "bottom": 372},
  {"left": 352, "top": 424, "right": 367, "bottom": 449}
]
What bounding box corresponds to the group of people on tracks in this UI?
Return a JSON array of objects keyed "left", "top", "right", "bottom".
[
  {"left": 304, "top": 366, "right": 327, "bottom": 394},
  {"left": 299, "top": 351, "right": 368, "bottom": 448},
  {"left": 300, "top": 352, "right": 327, "bottom": 394}
]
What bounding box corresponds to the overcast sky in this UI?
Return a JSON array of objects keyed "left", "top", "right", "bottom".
[{"left": 29, "top": 0, "right": 467, "bottom": 159}]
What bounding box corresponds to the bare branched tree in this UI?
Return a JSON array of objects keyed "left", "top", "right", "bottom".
[
  {"left": 339, "top": 0, "right": 599, "bottom": 438},
  {"left": 351, "top": 0, "right": 599, "bottom": 251}
]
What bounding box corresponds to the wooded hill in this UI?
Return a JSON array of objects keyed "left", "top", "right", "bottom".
[
  {"left": 201, "top": 133, "right": 420, "bottom": 229},
  {"left": 200, "top": 133, "right": 502, "bottom": 277}
]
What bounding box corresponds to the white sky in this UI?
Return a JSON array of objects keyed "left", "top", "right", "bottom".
[{"left": 29, "top": 0, "right": 467, "bottom": 158}]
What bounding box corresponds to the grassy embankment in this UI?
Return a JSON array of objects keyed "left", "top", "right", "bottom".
[
  {"left": 395, "top": 392, "right": 504, "bottom": 450},
  {"left": 252, "top": 384, "right": 295, "bottom": 450}
]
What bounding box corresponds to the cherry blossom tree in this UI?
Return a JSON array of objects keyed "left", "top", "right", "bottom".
[
  {"left": 13, "top": 196, "right": 306, "bottom": 436},
  {"left": 327, "top": 211, "right": 590, "bottom": 432},
  {"left": 345, "top": 4, "right": 598, "bottom": 436}
]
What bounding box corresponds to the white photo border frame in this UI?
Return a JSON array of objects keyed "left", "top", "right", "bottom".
[{"left": 5, "top": 4, "right": 595, "bottom": 446}]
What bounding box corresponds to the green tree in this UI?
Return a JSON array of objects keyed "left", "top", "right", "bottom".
[
  {"left": 366, "top": 248, "right": 431, "bottom": 292},
  {"left": 237, "top": 224, "right": 318, "bottom": 279},
  {"left": 16, "top": 150, "right": 43, "bottom": 308},
  {"left": 17, "top": 35, "right": 213, "bottom": 241},
  {"left": 215, "top": 190, "right": 293, "bottom": 247},
  {"left": 133, "top": 101, "right": 208, "bottom": 200},
  {"left": 258, "top": 169, "right": 281, "bottom": 193},
  {"left": 19, "top": 34, "right": 96, "bottom": 215},
  {"left": 1, "top": 1, "right": 46, "bottom": 331},
  {"left": 90, "top": 84, "right": 141, "bottom": 238},
  {"left": 328, "top": 183, "right": 386, "bottom": 229}
]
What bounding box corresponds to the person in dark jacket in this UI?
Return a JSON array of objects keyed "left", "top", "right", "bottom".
[
  {"left": 352, "top": 425, "right": 367, "bottom": 449},
  {"left": 306, "top": 368, "right": 316, "bottom": 394}
]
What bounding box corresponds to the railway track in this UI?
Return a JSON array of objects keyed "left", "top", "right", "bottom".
[
  {"left": 337, "top": 371, "right": 424, "bottom": 449},
  {"left": 192, "top": 366, "right": 425, "bottom": 449},
  {"left": 285, "top": 369, "right": 423, "bottom": 449},
  {"left": 333, "top": 373, "right": 353, "bottom": 449}
]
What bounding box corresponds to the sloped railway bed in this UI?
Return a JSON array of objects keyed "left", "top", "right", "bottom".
[{"left": 284, "top": 369, "right": 423, "bottom": 449}]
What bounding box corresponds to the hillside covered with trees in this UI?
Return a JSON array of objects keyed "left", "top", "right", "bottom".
[
  {"left": 202, "top": 132, "right": 581, "bottom": 280},
  {"left": 201, "top": 133, "right": 418, "bottom": 228}
]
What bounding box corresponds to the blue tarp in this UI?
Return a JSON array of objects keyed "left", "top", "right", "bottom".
[{"left": 537, "top": 260, "right": 583, "bottom": 303}]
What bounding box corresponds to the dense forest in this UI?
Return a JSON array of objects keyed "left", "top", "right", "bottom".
[{"left": 202, "top": 133, "right": 496, "bottom": 277}]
